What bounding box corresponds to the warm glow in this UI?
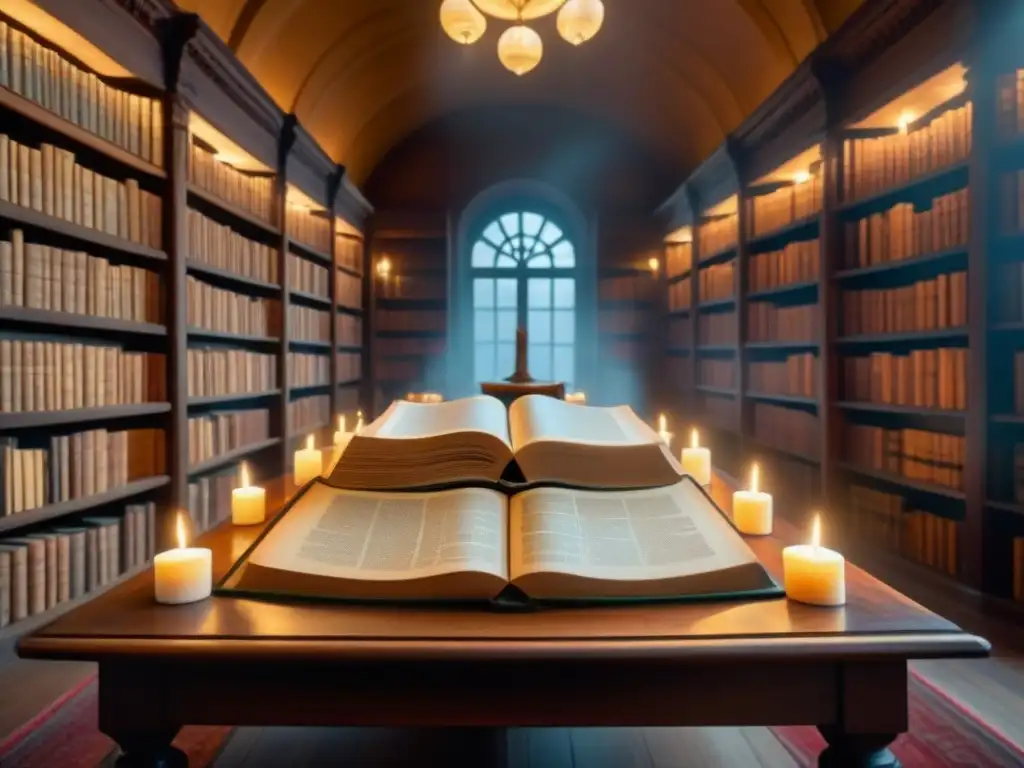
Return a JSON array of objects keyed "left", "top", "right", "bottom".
[
  {"left": 338, "top": 414, "right": 346, "bottom": 433},
  {"left": 749, "top": 463, "right": 760, "bottom": 494},
  {"left": 189, "top": 113, "right": 270, "bottom": 172},
  {"left": 286, "top": 185, "right": 325, "bottom": 213},
  {"left": 810, "top": 514, "right": 822, "bottom": 549},
  {"left": 793, "top": 170, "right": 811, "bottom": 185},
  {"left": 648, "top": 257, "right": 660, "bottom": 274},
  {"left": 175, "top": 515, "right": 187, "bottom": 550},
  {"left": 690, "top": 429, "right": 700, "bottom": 449},
  {"left": 472, "top": 0, "right": 568, "bottom": 20},
  {"left": 658, "top": 413, "right": 667, "bottom": 434},
  {"left": 376, "top": 257, "right": 392, "bottom": 278},
  {"left": 897, "top": 111, "right": 915, "bottom": 134},
  {"left": 440, "top": 0, "right": 487, "bottom": 44},
  {"left": 498, "top": 25, "right": 544, "bottom": 76},
  {"left": 356, "top": 411, "right": 365, "bottom": 433},
  {"left": 665, "top": 225, "right": 693, "bottom": 245},
  {"left": 853, "top": 64, "right": 966, "bottom": 130},
  {"left": 557, "top": 0, "right": 605, "bottom": 45},
  {"left": 239, "top": 462, "right": 251, "bottom": 489},
  {"left": 305, "top": 434, "right": 315, "bottom": 451}
]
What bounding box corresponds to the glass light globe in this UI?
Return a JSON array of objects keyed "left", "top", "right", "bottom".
[
  {"left": 557, "top": 0, "right": 604, "bottom": 45},
  {"left": 497, "top": 24, "right": 543, "bottom": 76},
  {"left": 440, "top": 0, "right": 487, "bottom": 45},
  {"left": 473, "top": 0, "right": 567, "bottom": 21}
]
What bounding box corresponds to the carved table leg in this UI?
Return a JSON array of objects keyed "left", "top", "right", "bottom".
[
  {"left": 109, "top": 731, "right": 188, "bottom": 768},
  {"left": 98, "top": 663, "right": 186, "bottom": 768},
  {"left": 817, "top": 726, "right": 901, "bottom": 768}
]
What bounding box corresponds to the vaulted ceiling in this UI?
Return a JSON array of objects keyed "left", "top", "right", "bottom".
[{"left": 173, "top": 0, "right": 864, "bottom": 186}]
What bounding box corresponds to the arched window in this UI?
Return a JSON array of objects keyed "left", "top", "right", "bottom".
[{"left": 470, "top": 211, "right": 577, "bottom": 389}]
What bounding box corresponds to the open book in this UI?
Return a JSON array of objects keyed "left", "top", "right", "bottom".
[
  {"left": 326, "top": 395, "right": 683, "bottom": 491},
  {"left": 219, "top": 477, "right": 780, "bottom": 604}
]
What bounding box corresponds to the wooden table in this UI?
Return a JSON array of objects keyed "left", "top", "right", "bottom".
[{"left": 18, "top": 474, "right": 990, "bottom": 768}]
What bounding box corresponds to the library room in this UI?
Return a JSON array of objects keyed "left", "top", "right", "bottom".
[{"left": 0, "top": 0, "right": 1023, "bottom": 766}]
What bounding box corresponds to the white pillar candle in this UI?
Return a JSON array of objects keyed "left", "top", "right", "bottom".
[
  {"left": 231, "top": 462, "right": 266, "bottom": 526},
  {"left": 565, "top": 391, "right": 586, "bottom": 404},
  {"left": 680, "top": 428, "right": 712, "bottom": 486},
  {"left": 294, "top": 434, "right": 323, "bottom": 487},
  {"left": 355, "top": 410, "right": 365, "bottom": 434},
  {"left": 656, "top": 413, "right": 673, "bottom": 447},
  {"left": 783, "top": 515, "right": 846, "bottom": 607},
  {"left": 733, "top": 462, "right": 773, "bottom": 535},
  {"left": 333, "top": 414, "right": 350, "bottom": 446},
  {"left": 154, "top": 516, "right": 212, "bottom": 605}
]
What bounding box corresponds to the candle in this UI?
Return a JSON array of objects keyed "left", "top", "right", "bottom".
[
  {"left": 333, "top": 414, "right": 349, "bottom": 446},
  {"left": 355, "top": 410, "right": 365, "bottom": 434},
  {"left": 154, "top": 516, "right": 212, "bottom": 605},
  {"left": 565, "top": 391, "right": 586, "bottom": 404},
  {"left": 656, "top": 413, "right": 673, "bottom": 447},
  {"left": 783, "top": 515, "right": 846, "bottom": 607},
  {"left": 231, "top": 462, "right": 266, "bottom": 526},
  {"left": 680, "top": 428, "right": 712, "bottom": 486},
  {"left": 733, "top": 463, "right": 772, "bottom": 536},
  {"left": 294, "top": 434, "right": 323, "bottom": 487}
]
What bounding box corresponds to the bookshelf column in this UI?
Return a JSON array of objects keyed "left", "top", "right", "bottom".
[
  {"left": 327, "top": 167, "right": 343, "bottom": 420},
  {"left": 361, "top": 220, "right": 376, "bottom": 416},
  {"left": 733, "top": 155, "right": 751, "bottom": 453},
  {"left": 686, "top": 189, "right": 701, "bottom": 412},
  {"left": 275, "top": 116, "right": 298, "bottom": 486}
]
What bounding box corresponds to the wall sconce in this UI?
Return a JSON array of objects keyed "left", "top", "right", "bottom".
[
  {"left": 897, "top": 111, "right": 915, "bottom": 135},
  {"left": 648, "top": 256, "right": 660, "bottom": 275},
  {"left": 793, "top": 170, "right": 811, "bottom": 185},
  {"left": 375, "top": 257, "right": 392, "bottom": 279}
]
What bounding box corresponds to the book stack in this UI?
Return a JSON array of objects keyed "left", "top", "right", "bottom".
[
  {"left": 187, "top": 467, "right": 237, "bottom": 537},
  {"left": 747, "top": 303, "right": 816, "bottom": 343},
  {"left": 842, "top": 350, "right": 967, "bottom": 409},
  {"left": 697, "top": 359, "right": 735, "bottom": 390},
  {"left": 337, "top": 352, "right": 361, "bottom": 383},
  {"left": 188, "top": 141, "right": 273, "bottom": 224},
  {"left": 336, "top": 270, "right": 362, "bottom": 309},
  {"left": 286, "top": 206, "right": 330, "bottom": 254},
  {"left": 841, "top": 273, "right": 967, "bottom": 335},
  {"left": 288, "top": 395, "right": 330, "bottom": 435},
  {"left": 336, "top": 313, "right": 362, "bottom": 347},
  {"left": 289, "top": 305, "right": 330, "bottom": 343},
  {"left": 0, "top": 500, "right": 157, "bottom": 629},
  {"left": 750, "top": 176, "right": 822, "bottom": 237},
  {"left": 748, "top": 240, "right": 819, "bottom": 292},
  {"left": 187, "top": 209, "right": 278, "bottom": 284},
  {"left": 698, "top": 313, "right": 737, "bottom": 346},
  {"left": 751, "top": 403, "right": 819, "bottom": 459},
  {"left": 748, "top": 354, "right": 816, "bottom": 398},
  {"left": 668, "top": 277, "right": 691, "bottom": 312},
  {"left": 698, "top": 214, "right": 738, "bottom": 257},
  {"left": 186, "top": 348, "right": 276, "bottom": 398},
  {"left": 186, "top": 276, "right": 278, "bottom": 338},
  {"left": 187, "top": 409, "right": 271, "bottom": 467},
  {"left": 665, "top": 241, "right": 692, "bottom": 279},
  {"left": 698, "top": 262, "right": 734, "bottom": 301},
  {"left": 844, "top": 424, "right": 964, "bottom": 491},
  {"left": 335, "top": 234, "right": 362, "bottom": 274},
  {"left": 289, "top": 253, "right": 328, "bottom": 299},
  {"left": 288, "top": 352, "right": 330, "bottom": 389},
  {"left": 0, "top": 340, "right": 165, "bottom": 412}
]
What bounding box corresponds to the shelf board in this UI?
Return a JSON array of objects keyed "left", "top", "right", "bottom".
[
  {"left": 666, "top": 348, "right": 691, "bottom": 357},
  {"left": 288, "top": 339, "right": 332, "bottom": 351},
  {"left": 695, "top": 384, "right": 738, "bottom": 398},
  {"left": 985, "top": 499, "right": 1024, "bottom": 519},
  {"left": 698, "top": 244, "right": 737, "bottom": 267},
  {"left": 338, "top": 378, "right": 361, "bottom": 387},
  {"left": 837, "top": 462, "right": 966, "bottom": 501},
  {"left": 0, "top": 86, "right": 166, "bottom": 180},
  {"left": 337, "top": 263, "right": 363, "bottom": 279},
  {"left": 185, "top": 260, "right": 280, "bottom": 295},
  {"left": 0, "top": 403, "right": 171, "bottom": 431},
  {"left": 376, "top": 298, "right": 445, "bottom": 311},
  {"left": 747, "top": 213, "right": 820, "bottom": 251},
  {"left": 990, "top": 321, "right": 1024, "bottom": 334},
  {"left": 289, "top": 239, "right": 332, "bottom": 266},
  {"left": 376, "top": 329, "right": 446, "bottom": 339},
  {"left": 834, "top": 245, "right": 967, "bottom": 282},
  {"left": 667, "top": 307, "right": 691, "bottom": 317},
  {"left": 697, "top": 297, "right": 736, "bottom": 311},
  {"left": 187, "top": 390, "right": 282, "bottom": 408},
  {"left": 744, "top": 339, "right": 819, "bottom": 352},
  {"left": 990, "top": 413, "right": 1024, "bottom": 425},
  {"left": 186, "top": 328, "right": 280, "bottom": 346},
  {"left": 289, "top": 290, "right": 332, "bottom": 310},
  {"left": 290, "top": 383, "right": 331, "bottom": 395},
  {"left": 0, "top": 475, "right": 170, "bottom": 535},
  {"left": 744, "top": 437, "right": 820, "bottom": 466},
  {"left": 337, "top": 304, "right": 365, "bottom": 316},
  {"left": 337, "top": 343, "right": 363, "bottom": 352},
  {"left": 745, "top": 391, "right": 817, "bottom": 408},
  {"left": 0, "top": 199, "right": 167, "bottom": 263},
  {"left": 747, "top": 280, "right": 818, "bottom": 302},
  {"left": 0, "top": 306, "right": 167, "bottom": 337},
  {"left": 188, "top": 437, "right": 282, "bottom": 477},
  {"left": 838, "top": 401, "right": 966, "bottom": 419},
  {"left": 695, "top": 345, "right": 737, "bottom": 355},
  {"left": 835, "top": 328, "right": 968, "bottom": 346},
  {"left": 837, "top": 160, "right": 969, "bottom": 216},
  {"left": 667, "top": 269, "right": 692, "bottom": 284},
  {"left": 186, "top": 184, "right": 280, "bottom": 240}
]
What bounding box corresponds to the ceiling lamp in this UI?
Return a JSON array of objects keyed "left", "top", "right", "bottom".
[
  {"left": 497, "top": 24, "right": 543, "bottom": 76},
  {"left": 557, "top": 0, "right": 604, "bottom": 45},
  {"left": 440, "top": 0, "right": 487, "bottom": 45},
  {"left": 472, "top": 0, "right": 567, "bottom": 20}
]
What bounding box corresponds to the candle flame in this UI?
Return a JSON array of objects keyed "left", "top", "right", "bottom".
[
  {"left": 897, "top": 111, "right": 915, "bottom": 135},
  {"left": 338, "top": 414, "right": 346, "bottom": 433},
  {"left": 658, "top": 413, "right": 667, "bottom": 434},
  {"left": 356, "top": 410, "right": 364, "bottom": 433},
  {"left": 305, "top": 434, "right": 314, "bottom": 451},
  {"left": 239, "top": 461, "right": 251, "bottom": 489},
  {"left": 690, "top": 428, "right": 699, "bottom": 449},
  {"left": 648, "top": 256, "right": 660, "bottom": 273},
  {"left": 810, "top": 514, "right": 822, "bottom": 549},
  {"left": 176, "top": 514, "right": 187, "bottom": 549},
  {"left": 750, "top": 463, "right": 760, "bottom": 494}
]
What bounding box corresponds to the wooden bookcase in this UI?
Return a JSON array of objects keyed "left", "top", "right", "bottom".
[{"left": 0, "top": 6, "right": 372, "bottom": 639}]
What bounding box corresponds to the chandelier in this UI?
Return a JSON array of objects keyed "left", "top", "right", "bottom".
[{"left": 440, "top": 0, "right": 605, "bottom": 76}]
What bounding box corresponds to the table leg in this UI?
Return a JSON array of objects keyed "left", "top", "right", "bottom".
[
  {"left": 98, "top": 663, "right": 187, "bottom": 768},
  {"left": 107, "top": 731, "right": 188, "bottom": 768},
  {"left": 817, "top": 661, "right": 907, "bottom": 768},
  {"left": 817, "top": 727, "right": 900, "bottom": 768}
]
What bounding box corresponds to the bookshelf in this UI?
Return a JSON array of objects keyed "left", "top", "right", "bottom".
[{"left": 0, "top": 7, "right": 371, "bottom": 637}]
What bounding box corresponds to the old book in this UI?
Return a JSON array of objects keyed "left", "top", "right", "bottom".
[
  {"left": 0, "top": 543, "right": 27, "bottom": 624},
  {"left": 5, "top": 537, "right": 46, "bottom": 615},
  {"left": 327, "top": 395, "right": 683, "bottom": 492},
  {"left": 0, "top": 547, "right": 8, "bottom": 629},
  {"left": 25, "top": 532, "right": 58, "bottom": 610},
  {"left": 223, "top": 478, "right": 780, "bottom": 604}
]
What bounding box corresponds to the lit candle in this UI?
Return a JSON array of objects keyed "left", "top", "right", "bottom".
[
  {"left": 231, "top": 462, "right": 266, "bottom": 526},
  {"left": 333, "top": 414, "right": 349, "bottom": 446},
  {"left": 293, "top": 434, "right": 323, "bottom": 488},
  {"left": 657, "top": 413, "right": 673, "bottom": 447},
  {"left": 355, "top": 410, "right": 365, "bottom": 434},
  {"left": 783, "top": 514, "right": 846, "bottom": 607},
  {"left": 680, "top": 428, "right": 712, "bottom": 486},
  {"left": 733, "top": 463, "right": 773, "bottom": 536},
  {"left": 565, "top": 391, "right": 586, "bottom": 404},
  {"left": 154, "top": 515, "right": 212, "bottom": 605}
]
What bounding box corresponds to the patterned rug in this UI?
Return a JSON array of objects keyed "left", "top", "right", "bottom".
[{"left": 1, "top": 669, "right": 1022, "bottom": 767}]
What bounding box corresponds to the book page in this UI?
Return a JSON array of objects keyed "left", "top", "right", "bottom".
[
  {"left": 509, "top": 480, "right": 757, "bottom": 583},
  {"left": 508, "top": 395, "right": 661, "bottom": 451},
  {"left": 365, "top": 395, "right": 511, "bottom": 445},
  {"left": 248, "top": 483, "right": 509, "bottom": 582}
]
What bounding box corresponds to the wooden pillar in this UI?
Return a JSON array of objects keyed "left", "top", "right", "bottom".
[
  {"left": 327, "top": 166, "right": 344, "bottom": 421},
  {"left": 361, "top": 218, "right": 376, "bottom": 417},
  {"left": 731, "top": 145, "right": 751, "bottom": 455},
  {"left": 686, "top": 188, "right": 701, "bottom": 416},
  {"left": 275, "top": 116, "right": 298, "bottom": 483}
]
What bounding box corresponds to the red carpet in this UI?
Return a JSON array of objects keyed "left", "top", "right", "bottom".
[{"left": 1, "top": 669, "right": 1022, "bottom": 767}]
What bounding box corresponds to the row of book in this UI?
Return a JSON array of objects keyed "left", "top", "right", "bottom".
[
  {"left": 186, "top": 276, "right": 278, "bottom": 338},
  {"left": 747, "top": 303, "right": 816, "bottom": 343},
  {"left": 1, "top": 428, "right": 165, "bottom": 517},
  {"left": 0, "top": 341, "right": 164, "bottom": 413},
  {"left": 598, "top": 309, "right": 645, "bottom": 334},
  {"left": 188, "top": 141, "right": 273, "bottom": 224},
  {"left": 842, "top": 349, "right": 968, "bottom": 411},
  {"left": 749, "top": 453, "right": 819, "bottom": 521},
  {"left": 0, "top": 501, "right": 157, "bottom": 629},
  {"left": 188, "top": 208, "right": 278, "bottom": 285},
  {"left": 0, "top": 231, "right": 162, "bottom": 322},
  {"left": 598, "top": 275, "right": 655, "bottom": 302},
  {"left": 375, "top": 359, "right": 422, "bottom": 383},
  {"left": 749, "top": 174, "right": 822, "bottom": 237},
  {"left": 0, "top": 19, "right": 163, "bottom": 165},
  {"left": 841, "top": 272, "right": 967, "bottom": 336},
  {"left": 376, "top": 274, "right": 445, "bottom": 301},
  {"left": 188, "top": 469, "right": 235, "bottom": 538},
  {"left": 288, "top": 352, "right": 330, "bottom": 389},
  {"left": 845, "top": 188, "right": 969, "bottom": 269},
  {"left": 751, "top": 402, "right": 819, "bottom": 459},
  {"left": 698, "top": 215, "right": 738, "bottom": 258},
  {"left": 697, "top": 312, "right": 737, "bottom": 346},
  {"left": 286, "top": 206, "right": 331, "bottom": 254},
  {"left": 290, "top": 253, "right": 329, "bottom": 298},
  {"left": 1, "top": 136, "right": 162, "bottom": 248},
  {"left": 375, "top": 310, "right": 445, "bottom": 333},
  {"left": 748, "top": 354, "right": 817, "bottom": 398},
  {"left": 697, "top": 392, "right": 736, "bottom": 432},
  {"left": 186, "top": 348, "right": 276, "bottom": 399},
  {"left": 337, "top": 314, "right": 362, "bottom": 347},
  {"left": 338, "top": 352, "right": 362, "bottom": 382},
  {"left": 290, "top": 305, "right": 329, "bottom": 343},
  {"left": 997, "top": 70, "right": 1024, "bottom": 139},
  {"left": 844, "top": 424, "right": 964, "bottom": 491},
  {"left": 186, "top": 409, "right": 270, "bottom": 467},
  {"left": 698, "top": 262, "right": 734, "bottom": 302},
  {"left": 336, "top": 387, "right": 360, "bottom": 413},
  {"left": 667, "top": 315, "right": 690, "bottom": 348},
  {"left": 667, "top": 277, "right": 691, "bottom": 311},
  {"left": 697, "top": 359, "right": 735, "bottom": 390},
  {"left": 999, "top": 170, "right": 1024, "bottom": 234},
  {"left": 336, "top": 234, "right": 363, "bottom": 275},
  {"left": 289, "top": 394, "right": 330, "bottom": 435},
  {"left": 337, "top": 270, "right": 363, "bottom": 309},
  {"left": 376, "top": 337, "right": 445, "bottom": 357},
  {"left": 664, "top": 241, "right": 693, "bottom": 280},
  {"left": 845, "top": 484, "right": 958, "bottom": 577},
  {"left": 842, "top": 101, "right": 972, "bottom": 202},
  {"left": 748, "top": 239, "right": 819, "bottom": 293}
]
